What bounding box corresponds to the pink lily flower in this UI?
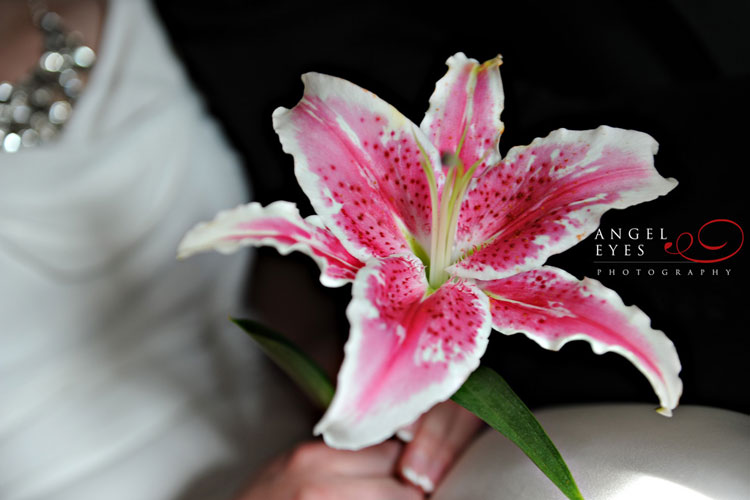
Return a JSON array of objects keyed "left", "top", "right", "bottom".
[{"left": 178, "top": 53, "right": 682, "bottom": 450}]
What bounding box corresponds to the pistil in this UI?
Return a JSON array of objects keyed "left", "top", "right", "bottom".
[
  {"left": 416, "top": 136, "right": 480, "bottom": 289},
  {"left": 427, "top": 153, "right": 478, "bottom": 288}
]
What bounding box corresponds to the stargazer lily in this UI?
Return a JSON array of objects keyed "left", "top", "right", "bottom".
[{"left": 179, "top": 53, "right": 682, "bottom": 450}]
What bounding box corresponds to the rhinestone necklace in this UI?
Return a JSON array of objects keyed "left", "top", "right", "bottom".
[{"left": 0, "top": 1, "right": 96, "bottom": 153}]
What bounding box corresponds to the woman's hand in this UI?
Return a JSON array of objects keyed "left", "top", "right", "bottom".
[
  {"left": 397, "top": 401, "right": 484, "bottom": 493},
  {"left": 238, "top": 440, "right": 424, "bottom": 500},
  {"left": 237, "top": 401, "right": 481, "bottom": 498}
]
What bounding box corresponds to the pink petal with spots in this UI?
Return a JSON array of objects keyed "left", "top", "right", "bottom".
[
  {"left": 273, "top": 73, "right": 443, "bottom": 261},
  {"left": 316, "top": 254, "right": 491, "bottom": 449},
  {"left": 420, "top": 53, "right": 504, "bottom": 175},
  {"left": 177, "top": 201, "right": 363, "bottom": 287},
  {"left": 451, "top": 126, "right": 677, "bottom": 280},
  {"left": 481, "top": 266, "right": 682, "bottom": 415}
]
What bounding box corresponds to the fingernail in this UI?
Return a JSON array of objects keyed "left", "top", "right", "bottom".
[
  {"left": 401, "top": 466, "right": 434, "bottom": 493},
  {"left": 396, "top": 428, "right": 414, "bottom": 442}
]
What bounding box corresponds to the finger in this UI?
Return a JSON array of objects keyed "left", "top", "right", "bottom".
[
  {"left": 398, "top": 401, "right": 483, "bottom": 492},
  {"left": 287, "top": 440, "right": 404, "bottom": 477},
  {"left": 294, "top": 476, "right": 424, "bottom": 500}
]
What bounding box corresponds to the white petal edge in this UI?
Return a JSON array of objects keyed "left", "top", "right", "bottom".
[{"left": 177, "top": 200, "right": 360, "bottom": 287}]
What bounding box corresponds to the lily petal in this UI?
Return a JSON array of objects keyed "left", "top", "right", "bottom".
[
  {"left": 177, "top": 201, "right": 363, "bottom": 287},
  {"left": 451, "top": 126, "right": 677, "bottom": 280},
  {"left": 481, "top": 266, "right": 682, "bottom": 415},
  {"left": 273, "top": 73, "right": 443, "bottom": 261},
  {"left": 420, "top": 53, "right": 504, "bottom": 176},
  {"left": 316, "top": 254, "right": 491, "bottom": 449}
]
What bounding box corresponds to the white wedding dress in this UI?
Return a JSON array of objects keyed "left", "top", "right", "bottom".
[
  {"left": 0, "top": 1, "right": 309, "bottom": 499},
  {"left": 433, "top": 404, "right": 750, "bottom": 500}
]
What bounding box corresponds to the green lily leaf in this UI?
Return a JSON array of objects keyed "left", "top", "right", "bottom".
[
  {"left": 231, "top": 318, "right": 334, "bottom": 409},
  {"left": 232, "top": 318, "right": 582, "bottom": 498},
  {"left": 451, "top": 365, "right": 584, "bottom": 500}
]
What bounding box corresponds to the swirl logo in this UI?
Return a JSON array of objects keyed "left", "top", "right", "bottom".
[{"left": 664, "top": 219, "right": 744, "bottom": 263}]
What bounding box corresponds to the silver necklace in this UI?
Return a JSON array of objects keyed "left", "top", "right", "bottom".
[{"left": 0, "top": 0, "right": 96, "bottom": 153}]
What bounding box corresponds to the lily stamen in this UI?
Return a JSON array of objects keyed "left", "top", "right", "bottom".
[{"left": 428, "top": 152, "right": 474, "bottom": 288}]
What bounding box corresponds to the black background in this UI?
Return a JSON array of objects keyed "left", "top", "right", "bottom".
[{"left": 155, "top": 1, "right": 748, "bottom": 415}]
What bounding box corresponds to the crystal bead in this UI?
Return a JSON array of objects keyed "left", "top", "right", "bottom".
[
  {"left": 13, "top": 105, "right": 31, "bottom": 124},
  {"left": 73, "top": 46, "right": 96, "bottom": 68},
  {"left": 49, "top": 101, "right": 71, "bottom": 124},
  {"left": 0, "top": 104, "right": 10, "bottom": 123},
  {"left": 63, "top": 78, "right": 83, "bottom": 98},
  {"left": 40, "top": 12, "right": 61, "bottom": 32},
  {"left": 30, "top": 111, "right": 48, "bottom": 129},
  {"left": 62, "top": 53, "right": 74, "bottom": 69},
  {"left": 59, "top": 68, "right": 78, "bottom": 86},
  {"left": 10, "top": 91, "right": 28, "bottom": 106},
  {"left": 41, "top": 51, "right": 65, "bottom": 72},
  {"left": 31, "top": 87, "right": 53, "bottom": 107},
  {"left": 46, "top": 32, "right": 66, "bottom": 50},
  {"left": 21, "top": 128, "right": 40, "bottom": 147},
  {"left": 39, "top": 123, "right": 57, "bottom": 141},
  {"left": 65, "top": 31, "right": 83, "bottom": 46},
  {"left": 3, "top": 132, "right": 21, "bottom": 153},
  {"left": 0, "top": 82, "right": 12, "bottom": 102}
]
